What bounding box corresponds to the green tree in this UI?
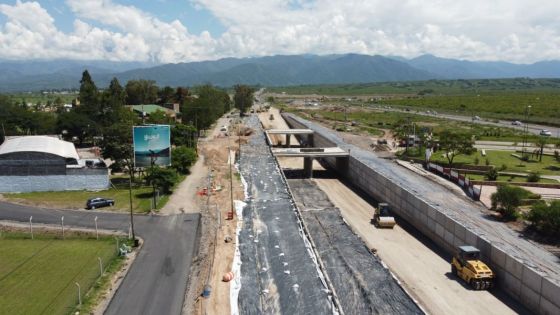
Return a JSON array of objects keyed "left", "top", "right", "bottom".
[
  {"left": 181, "top": 84, "right": 230, "bottom": 131},
  {"left": 234, "top": 84, "right": 254, "bottom": 116},
  {"left": 148, "top": 109, "right": 173, "bottom": 124},
  {"left": 158, "top": 86, "right": 176, "bottom": 104},
  {"left": 438, "top": 130, "right": 475, "bottom": 165},
  {"left": 171, "top": 124, "right": 197, "bottom": 147},
  {"left": 77, "top": 70, "right": 99, "bottom": 117},
  {"left": 99, "top": 110, "right": 138, "bottom": 176},
  {"left": 175, "top": 87, "right": 190, "bottom": 104},
  {"left": 145, "top": 166, "right": 178, "bottom": 194},
  {"left": 172, "top": 146, "right": 197, "bottom": 174},
  {"left": 125, "top": 80, "right": 159, "bottom": 105},
  {"left": 490, "top": 185, "right": 526, "bottom": 220},
  {"left": 526, "top": 201, "right": 560, "bottom": 237},
  {"left": 99, "top": 77, "right": 127, "bottom": 128},
  {"left": 56, "top": 111, "right": 97, "bottom": 145}
]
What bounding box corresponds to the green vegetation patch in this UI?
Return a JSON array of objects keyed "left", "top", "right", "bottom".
[
  {"left": 429, "top": 150, "right": 560, "bottom": 176},
  {"left": 269, "top": 78, "right": 560, "bottom": 96},
  {"left": 0, "top": 232, "right": 120, "bottom": 315}
]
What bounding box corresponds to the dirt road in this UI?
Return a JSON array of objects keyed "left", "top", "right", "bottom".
[
  {"left": 160, "top": 155, "right": 208, "bottom": 214},
  {"left": 315, "top": 178, "right": 523, "bottom": 315}
]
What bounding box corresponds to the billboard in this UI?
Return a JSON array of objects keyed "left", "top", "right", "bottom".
[{"left": 133, "top": 125, "right": 171, "bottom": 168}]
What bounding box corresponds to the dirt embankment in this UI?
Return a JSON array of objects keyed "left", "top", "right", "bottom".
[{"left": 183, "top": 122, "right": 246, "bottom": 315}]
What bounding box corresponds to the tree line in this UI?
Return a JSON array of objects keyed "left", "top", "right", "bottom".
[{"left": 0, "top": 71, "right": 248, "bottom": 176}]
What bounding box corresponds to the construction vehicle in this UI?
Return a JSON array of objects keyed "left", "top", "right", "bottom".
[
  {"left": 451, "top": 246, "right": 495, "bottom": 290},
  {"left": 373, "top": 203, "right": 396, "bottom": 228}
]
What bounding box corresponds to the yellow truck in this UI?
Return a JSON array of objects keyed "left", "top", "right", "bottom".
[
  {"left": 373, "top": 203, "right": 396, "bottom": 228},
  {"left": 451, "top": 246, "right": 495, "bottom": 290}
]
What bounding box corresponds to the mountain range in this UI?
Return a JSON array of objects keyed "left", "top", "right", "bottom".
[{"left": 1, "top": 54, "right": 560, "bottom": 92}]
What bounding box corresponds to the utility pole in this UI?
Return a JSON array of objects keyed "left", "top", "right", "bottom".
[{"left": 522, "top": 105, "right": 532, "bottom": 158}]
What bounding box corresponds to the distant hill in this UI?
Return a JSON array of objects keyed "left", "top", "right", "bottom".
[
  {"left": 112, "top": 54, "right": 436, "bottom": 87},
  {"left": 405, "top": 54, "right": 560, "bottom": 79},
  {"left": 1, "top": 54, "right": 560, "bottom": 92}
]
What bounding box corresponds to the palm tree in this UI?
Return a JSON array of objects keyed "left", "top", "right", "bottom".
[{"left": 536, "top": 136, "right": 548, "bottom": 162}]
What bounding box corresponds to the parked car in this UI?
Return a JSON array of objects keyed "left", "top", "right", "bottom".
[
  {"left": 540, "top": 129, "right": 552, "bottom": 136},
  {"left": 86, "top": 197, "right": 115, "bottom": 210},
  {"left": 472, "top": 115, "right": 481, "bottom": 121},
  {"left": 511, "top": 120, "right": 522, "bottom": 126},
  {"left": 220, "top": 126, "right": 228, "bottom": 132}
]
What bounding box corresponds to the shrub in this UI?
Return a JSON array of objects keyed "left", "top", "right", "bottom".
[
  {"left": 485, "top": 168, "right": 498, "bottom": 181},
  {"left": 145, "top": 166, "right": 179, "bottom": 194},
  {"left": 527, "top": 172, "right": 541, "bottom": 183},
  {"left": 172, "top": 146, "right": 197, "bottom": 174},
  {"left": 526, "top": 201, "right": 560, "bottom": 237},
  {"left": 490, "top": 185, "right": 529, "bottom": 220},
  {"left": 474, "top": 156, "right": 480, "bottom": 165},
  {"left": 485, "top": 158, "right": 491, "bottom": 166},
  {"left": 499, "top": 164, "right": 508, "bottom": 171},
  {"left": 554, "top": 150, "right": 560, "bottom": 162},
  {"left": 521, "top": 154, "right": 529, "bottom": 162}
]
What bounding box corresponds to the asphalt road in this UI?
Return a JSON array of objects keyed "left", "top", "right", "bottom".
[
  {"left": 375, "top": 106, "right": 560, "bottom": 137},
  {"left": 0, "top": 201, "right": 200, "bottom": 315}
]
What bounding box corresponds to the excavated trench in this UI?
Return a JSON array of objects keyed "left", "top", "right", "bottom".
[{"left": 288, "top": 177, "right": 423, "bottom": 315}]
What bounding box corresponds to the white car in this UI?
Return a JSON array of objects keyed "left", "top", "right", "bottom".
[
  {"left": 511, "top": 121, "right": 522, "bottom": 126},
  {"left": 540, "top": 129, "right": 552, "bottom": 136},
  {"left": 220, "top": 126, "right": 228, "bottom": 132}
]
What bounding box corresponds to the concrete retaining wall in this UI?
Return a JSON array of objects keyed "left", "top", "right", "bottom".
[
  {"left": 0, "top": 169, "right": 109, "bottom": 193},
  {"left": 283, "top": 113, "right": 560, "bottom": 315}
]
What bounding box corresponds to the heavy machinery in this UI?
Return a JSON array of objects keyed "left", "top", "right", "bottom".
[
  {"left": 373, "top": 203, "right": 396, "bottom": 228},
  {"left": 451, "top": 245, "right": 495, "bottom": 290}
]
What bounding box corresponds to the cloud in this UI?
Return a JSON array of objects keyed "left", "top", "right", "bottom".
[{"left": 1, "top": 0, "right": 560, "bottom": 63}]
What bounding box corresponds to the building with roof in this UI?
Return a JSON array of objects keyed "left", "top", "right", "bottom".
[
  {"left": 0, "top": 136, "right": 109, "bottom": 192},
  {"left": 127, "top": 104, "right": 180, "bottom": 122}
]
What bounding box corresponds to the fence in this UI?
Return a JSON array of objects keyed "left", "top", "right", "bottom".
[{"left": 426, "top": 162, "right": 482, "bottom": 200}]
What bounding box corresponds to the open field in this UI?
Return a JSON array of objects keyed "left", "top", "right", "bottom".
[
  {"left": 267, "top": 78, "right": 560, "bottom": 96},
  {"left": 7, "top": 92, "right": 78, "bottom": 105},
  {"left": 3, "top": 175, "right": 184, "bottom": 213},
  {"left": 0, "top": 231, "right": 121, "bottom": 315},
  {"left": 267, "top": 79, "right": 560, "bottom": 125}
]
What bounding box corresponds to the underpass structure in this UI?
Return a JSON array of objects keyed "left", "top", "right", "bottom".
[{"left": 282, "top": 112, "right": 560, "bottom": 315}]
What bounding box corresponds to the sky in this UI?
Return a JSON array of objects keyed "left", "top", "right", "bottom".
[{"left": 1, "top": 0, "right": 560, "bottom": 64}]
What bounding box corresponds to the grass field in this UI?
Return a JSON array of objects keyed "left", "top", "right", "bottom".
[
  {"left": 429, "top": 150, "right": 560, "bottom": 176},
  {"left": 0, "top": 231, "right": 121, "bottom": 315},
  {"left": 382, "top": 93, "right": 560, "bottom": 125},
  {"left": 4, "top": 175, "right": 183, "bottom": 213}
]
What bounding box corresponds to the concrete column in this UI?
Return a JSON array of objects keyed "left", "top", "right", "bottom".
[
  {"left": 286, "top": 134, "right": 291, "bottom": 147},
  {"left": 308, "top": 134, "right": 314, "bottom": 147},
  {"left": 304, "top": 157, "right": 314, "bottom": 178}
]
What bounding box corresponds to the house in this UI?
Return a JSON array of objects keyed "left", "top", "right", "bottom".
[{"left": 127, "top": 104, "right": 180, "bottom": 122}]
